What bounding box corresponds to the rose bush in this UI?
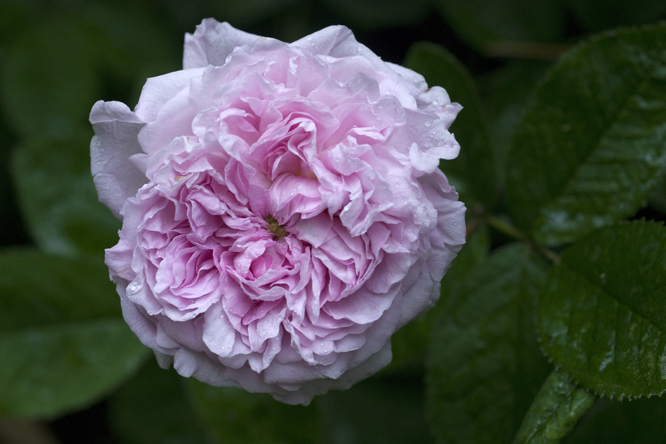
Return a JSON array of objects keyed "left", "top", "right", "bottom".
[{"left": 90, "top": 19, "right": 466, "bottom": 405}]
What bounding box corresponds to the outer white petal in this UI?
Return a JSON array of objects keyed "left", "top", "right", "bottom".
[
  {"left": 134, "top": 68, "right": 205, "bottom": 124},
  {"left": 183, "top": 19, "right": 263, "bottom": 69},
  {"left": 291, "top": 25, "right": 355, "bottom": 56},
  {"left": 90, "top": 101, "right": 147, "bottom": 219}
]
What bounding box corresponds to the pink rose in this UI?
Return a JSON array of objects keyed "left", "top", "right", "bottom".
[{"left": 90, "top": 19, "right": 466, "bottom": 405}]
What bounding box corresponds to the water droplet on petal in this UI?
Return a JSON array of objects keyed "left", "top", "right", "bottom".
[{"left": 127, "top": 282, "right": 142, "bottom": 293}]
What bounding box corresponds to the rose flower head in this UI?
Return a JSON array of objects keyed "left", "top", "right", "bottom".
[{"left": 90, "top": 19, "right": 466, "bottom": 405}]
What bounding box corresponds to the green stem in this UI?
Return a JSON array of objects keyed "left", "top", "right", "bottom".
[
  {"left": 486, "top": 214, "right": 528, "bottom": 241},
  {"left": 484, "top": 214, "right": 561, "bottom": 264}
]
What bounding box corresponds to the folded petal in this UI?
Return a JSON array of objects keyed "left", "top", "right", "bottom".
[
  {"left": 90, "top": 101, "right": 147, "bottom": 218},
  {"left": 183, "top": 19, "right": 263, "bottom": 69}
]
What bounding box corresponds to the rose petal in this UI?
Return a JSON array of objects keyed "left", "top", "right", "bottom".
[
  {"left": 90, "top": 101, "right": 148, "bottom": 218},
  {"left": 183, "top": 19, "right": 263, "bottom": 69}
]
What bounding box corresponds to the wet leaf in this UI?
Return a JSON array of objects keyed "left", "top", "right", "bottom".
[
  {"left": 426, "top": 244, "right": 551, "bottom": 444},
  {"left": 512, "top": 370, "right": 596, "bottom": 444},
  {"left": 507, "top": 24, "right": 666, "bottom": 245},
  {"left": 538, "top": 221, "right": 666, "bottom": 398}
]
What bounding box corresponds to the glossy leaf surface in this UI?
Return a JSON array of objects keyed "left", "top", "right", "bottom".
[
  {"left": 538, "top": 222, "right": 666, "bottom": 398},
  {"left": 512, "top": 370, "right": 596, "bottom": 444},
  {"left": 507, "top": 24, "right": 666, "bottom": 245}
]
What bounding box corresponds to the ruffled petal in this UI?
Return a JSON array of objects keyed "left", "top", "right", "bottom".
[
  {"left": 90, "top": 101, "right": 147, "bottom": 218},
  {"left": 183, "top": 19, "right": 264, "bottom": 69}
]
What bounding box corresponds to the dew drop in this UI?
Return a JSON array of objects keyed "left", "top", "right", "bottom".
[
  {"left": 128, "top": 282, "right": 142, "bottom": 293},
  {"left": 356, "top": 47, "right": 363, "bottom": 52}
]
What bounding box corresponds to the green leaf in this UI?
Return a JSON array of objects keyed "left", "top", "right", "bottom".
[
  {"left": 0, "top": 249, "right": 147, "bottom": 418},
  {"left": 648, "top": 175, "right": 666, "bottom": 215},
  {"left": 390, "top": 226, "right": 490, "bottom": 373},
  {"left": 405, "top": 42, "right": 496, "bottom": 209},
  {"left": 564, "top": 396, "right": 666, "bottom": 444},
  {"left": 426, "top": 243, "right": 552, "bottom": 444},
  {"left": 11, "top": 132, "right": 120, "bottom": 257},
  {"left": 538, "top": 221, "right": 666, "bottom": 399},
  {"left": 185, "top": 379, "right": 320, "bottom": 444},
  {"left": 479, "top": 60, "right": 552, "bottom": 193},
  {"left": 109, "top": 360, "right": 217, "bottom": 444},
  {"left": 512, "top": 370, "right": 596, "bottom": 444},
  {"left": 1, "top": 15, "right": 98, "bottom": 138},
  {"left": 317, "top": 376, "right": 432, "bottom": 444},
  {"left": 507, "top": 24, "right": 666, "bottom": 246},
  {"left": 432, "top": 0, "right": 564, "bottom": 53}
]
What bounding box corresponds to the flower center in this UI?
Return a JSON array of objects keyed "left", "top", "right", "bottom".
[{"left": 265, "top": 215, "right": 288, "bottom": 239}]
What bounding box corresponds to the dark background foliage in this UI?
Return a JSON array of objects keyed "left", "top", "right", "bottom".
[{"left": 1, "top": 0, "right": 665, "bottom": 443}]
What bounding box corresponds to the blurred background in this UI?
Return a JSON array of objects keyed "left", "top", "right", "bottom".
[{"left": 1, "top": 0, "right": 666, "bottom": 443}]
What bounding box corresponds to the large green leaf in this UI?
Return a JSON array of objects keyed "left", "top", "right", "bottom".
[
  {"left": 11, "top": 132, "right": 120, "bottom": 257},
  {"left": 426, "top": 243, "right": 551, "bottom": 444},
  {"left": 405, "top": 42, "right": 495, "bottom": 209},
  {"left": 109, "top": 361, "right": 216, "bottom": 444},
  {"left": 478, "top": 60, "right": 552, "bottom": 194},
  {"left": 432, "top": 0, "right": 563, "bottom": 53},
  {"left": 507, "top": 24, "right": 666, "bottom": 246},
  {"left": 512, "top": 370, "right": 596, "bottom": 444},
  {"left": 0, "top": 249, "right": 147, "bottom": 418},
  {"left": 538, "top": 221, "right": 666, "bottom": 399},
  {"left": 185, "top": 380, "right": 320, "bottom": 444},
  {"left": 390, "top": 227, "right": 490, "bottom": 373}
]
